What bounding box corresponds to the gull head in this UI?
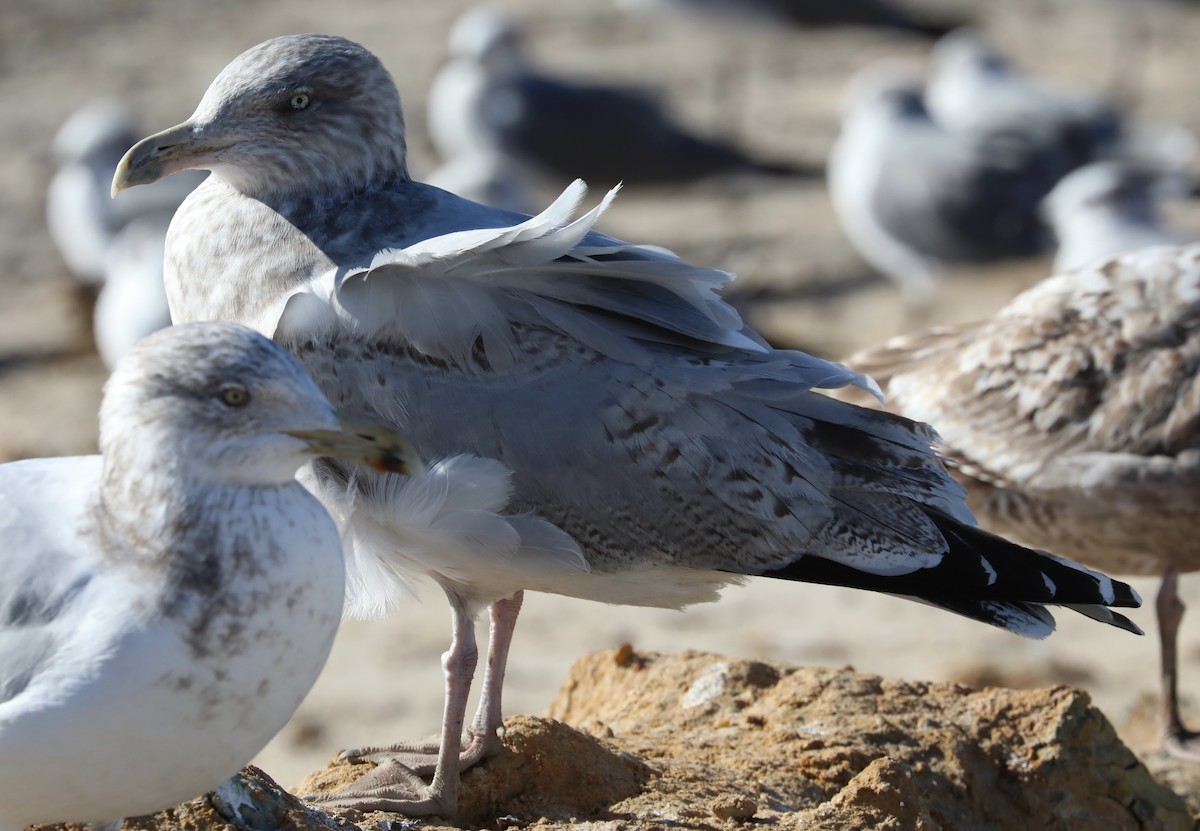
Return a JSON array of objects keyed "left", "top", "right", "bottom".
[
  {"left": 52, "top": 100, "right": 140, "bottom": 166},
  {"left": 930, "top": 29, "right": 1009, "bottom": 79},
  {"left": 840, "top": 63, "right": 929, "bottom": 125},
  {"left": 1040, "top": 160, "right": 1163, "bottom": 229},
  {"left": 112, "top": 34, "right": 409, "bottom": 199},
  {"left": 448, "top": 8, "right": 525, "bottom": 75},
  {"left": 100, "top": 322, "right": 421, "bottom": 489}
]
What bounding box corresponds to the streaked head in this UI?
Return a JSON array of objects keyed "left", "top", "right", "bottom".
[
  {"left": 112, "top": 35, "right": 408, "bottom": 199},
  {"left": 101, "top": 322, "right": 420, "bottom": 488}
]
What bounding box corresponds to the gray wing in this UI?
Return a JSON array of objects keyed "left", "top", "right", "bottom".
[
  {"left": 276, "top": 184, "right": 971, "bottom": 584},
  {"left": 0, "top": 457, "right": 103, "bottom": 707}
]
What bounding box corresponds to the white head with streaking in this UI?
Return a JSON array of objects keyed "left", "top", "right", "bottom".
[{"left": 0, "top": 321, "right": 418, "bottom": 831}]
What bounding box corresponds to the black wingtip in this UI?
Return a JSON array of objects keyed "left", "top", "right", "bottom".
[{"left": 753, "top": 506, "right": 1141, "bottom": 636}]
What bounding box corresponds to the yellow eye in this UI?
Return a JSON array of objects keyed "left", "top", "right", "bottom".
[
  {"left": 290, "top": 93, "right": 311, "bottom": 110},
  {"left": 218, "top": 385, "right": 251, "bottom": 407}
]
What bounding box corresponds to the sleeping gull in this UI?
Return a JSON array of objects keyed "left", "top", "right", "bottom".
[
  {"left": 839, "top": 243, "right": 1200, "bottom": 758},
  {"left": 0, "top": 321, "right": 419, "bottom": 831},
  {"left": 828, "top": 66, "right": 1052, "bottom": 306},
  {"left": 427, "top": 8, "right": 812, "bottom": 188},
  {"left": 1041, "top": 160, "right": 1194, "bottom": 273},
  {"left": 113, "top": 33, "right": 1142, "bottom": 817}
]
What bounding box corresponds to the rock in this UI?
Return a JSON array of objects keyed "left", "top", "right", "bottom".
[{"left": 35, "top": 650, "right": 1195, "bottom": 831}]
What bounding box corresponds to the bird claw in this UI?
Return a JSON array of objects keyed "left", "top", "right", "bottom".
[
  {"left": 306, "top": 759, "right": 451, "bottom": 818},
  {"left": 337, "top": 728, "right": 500, "bottom": 773}
]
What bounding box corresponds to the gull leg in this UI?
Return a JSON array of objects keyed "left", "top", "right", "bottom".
[
  {"left": 461, "top": 591, "right": 523, "bottom": 764},
  {"left": 336, "top": 591, "right": 524, "bottom": 774},
  {"left": 1157, "top": 569, "right": 1200, "bottom": 759},
  {"left": 312, "top": 598, "right": 478, "bottom": 816}
]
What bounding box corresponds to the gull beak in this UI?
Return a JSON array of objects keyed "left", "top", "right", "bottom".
[
  {"left": 286, "top": 414, "right": 424, "bottom": 476},
  {"left": 111, "top": 121, "right": 225, "bottom": 196}
]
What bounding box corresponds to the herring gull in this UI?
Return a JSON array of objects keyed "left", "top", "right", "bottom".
[
  {"left": 0, "top": 321, "right": 418, "bottom": 831},
  {"left": 840, "top": 243, "right": 1200, "bottom": 759},
  {"left": 1041, "top": 160, "right": 1194, "bottom": 273},
  {"left": 113, "top": 34, "right": 1143, "bottom": 817},
  {"left": 427, "top": 8, "right": 812, "bottom": 188},
  {"left": 828, "top": 66, "right": 1052, "bottom": 307}
]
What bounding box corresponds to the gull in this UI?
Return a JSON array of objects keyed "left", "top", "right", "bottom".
[
  {"left": 828, "top": 66, "right": 1052, "bottom": 307},
  {"left": 47, "top": 101, "right": 206, "bottom": 365},
  {"left": 91, "top": 213, "right": 174, "bottom": 368},
  {"left": 0, "top": 321, "right": 418, "bottom": 831},
  {"left": 613, "top": 0, "right": 963, "bottom": 38},
  {"left": 927, "top": 29, "right": 1198, "bottom": 194},
  {"left": 427, "top": 8, "right": 812, "bottom": 188},
  {"left": 113, "top": 34, "right": 1143, "bottom": 817},
  {"left": 424, "top": 147, "right": 538, "bottom": 214},
  {"left": 840, "top": 243, "right": 1200, "bottom": 759},
  {"left": 1041, "top": 160, "right": 1194, "bottom": 273}
]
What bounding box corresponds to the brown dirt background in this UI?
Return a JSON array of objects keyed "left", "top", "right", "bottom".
[{"left": 6, "top": 0, "right": 1200, "bottom": 799}]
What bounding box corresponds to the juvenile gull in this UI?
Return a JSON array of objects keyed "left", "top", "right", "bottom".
[
  {"left": 114, "top": 34, "right": 1142, "bottom": 817},
  {"left": 1041, "top": 160, "right": 1194, "bottom": 273},
  {"left": 0, "top": 321, "right": 418, "bottom": 831},
  {"left": 840, "top": 244, "right": 1200, "bottom": 759},
  {"left": 828, "top": 67, "right": 1052, "bottom": 306},
  {"left": 427, "top": 8, "right": 812, "bottom": 188}
]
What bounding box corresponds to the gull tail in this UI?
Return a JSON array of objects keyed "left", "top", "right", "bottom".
[{"left": 756, "top": 507, "right": 1142, "bottom": 639}]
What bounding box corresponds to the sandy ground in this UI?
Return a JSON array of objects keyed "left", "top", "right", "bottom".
[{"left": 6, "top": 0, "right": 1200, "bottom": 791}]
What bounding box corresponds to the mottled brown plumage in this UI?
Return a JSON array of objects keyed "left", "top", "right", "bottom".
[{"left": 842, "top": 243, "right": 1200, "bottom": 757}]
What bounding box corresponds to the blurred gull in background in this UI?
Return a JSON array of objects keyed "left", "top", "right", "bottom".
[
  {"left": 926, "top": 28, "right": 1194, "bottom": 182},
  {"left": 828, "top": 66, "right": 1052, "bottom": 307},
  {"left": 425, "top": 147, "right": 537, "bottom": 214},
  {"left": 1042, "top": 160, "right": 1196, "bottom": 273},
  {"left": 427, "top": 7, "right": 815, "bottom": 190},
  {"left": 47, "top": 101, "right": 204, "bottom": 367},
  {"left": 613, "top": 0, "right": 965, "bottom": 38}
]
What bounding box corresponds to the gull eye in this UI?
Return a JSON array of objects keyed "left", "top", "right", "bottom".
[
  {"left": 217, "top": 384, "right": 251, "bottom": 408},
  {"left": 290, "top": 92, "right": 311, "bottom": 110}
]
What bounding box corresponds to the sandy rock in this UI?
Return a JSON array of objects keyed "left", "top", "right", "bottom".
[{"left": 55, "top": 649, "right": 1196, "bottom": 831}]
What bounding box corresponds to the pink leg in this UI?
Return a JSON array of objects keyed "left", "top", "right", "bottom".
[
  {"left": 312, "top": 597, "right": 479, "bottom": 816},
  {"left": 1157, "top": 569, "right": 1200, "bottom": 760},
  {"left": 336, "top": 592, "right": 524, "bottom": 772},
  {"left": 463, "top": 591, "right": 523, "bottom": 761}
]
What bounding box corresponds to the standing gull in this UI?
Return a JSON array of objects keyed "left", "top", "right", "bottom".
[
  {"left": 427, "top": 8, "right": 812, "bottom": 188},
  {"left": 1041, "top": 160, "right": 1194, "bottom": 274},
  {"left": 839, "top": 244, "right": 1200, "bottom": 759},
  {"left": 113, "top": 34, "right": 1142, "bottom": 817},
  {"left": 828, "top": 67, "right": 1052, "bottom": 307},
  {"left": 0, "top": 321, "right": 418, "bottom": 831}
]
